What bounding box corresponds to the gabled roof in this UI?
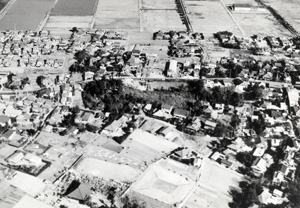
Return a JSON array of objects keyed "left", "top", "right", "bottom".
[
  {"left": 67, "top": 183, "right": 92, "bottom": 201},
  {"left": 0, "top": 115, "right": 10, "bottom": 124}
]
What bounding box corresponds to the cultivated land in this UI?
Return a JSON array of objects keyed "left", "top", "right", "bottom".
[
  {"left": 51, "top": 0, "right": 97, "bottom": 16},
  {"left": 141, "top": 0, "right": 185, "bottom": 32},
  {"left": 44, "top": 16, "right": 94, "bottom": 30},
  {"left": 94, "top": 0, "right": 139, "bottom": 30},
  {"left": 0, "top": 0, "right": 55, "bottom": 30},
  {"left": 183, "top": 0, "right": 242, "bottom": 35},
  {"left": 222, "top": 0, "right": 292, "bottom": 36},
  {"left": 263, "top": 0, "right": 300, "bottom": 33},
  {"left": 141, "top": 10, "right": 186, "bottom": 32},
  {"left": 233, "top": 12, "right": 292, "bottom": 37}
]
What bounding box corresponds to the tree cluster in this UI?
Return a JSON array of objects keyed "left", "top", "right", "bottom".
[{"left": 229, "top": 180, "right": 263, "bottom": 208}]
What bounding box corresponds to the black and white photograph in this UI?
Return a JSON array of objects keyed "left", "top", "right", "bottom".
[{"left": 0, "top": 0, "right": 298, "bottom": 207}]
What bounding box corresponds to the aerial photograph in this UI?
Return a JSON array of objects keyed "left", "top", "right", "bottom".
[{"left": 0, "top": 0, "right": 299, "bottom": 207}]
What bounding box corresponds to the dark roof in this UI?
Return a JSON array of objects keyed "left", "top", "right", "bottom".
[
  {"left": 221, "top": 159, "right": 233, "bottom": 166},
  {"left": 174, "top": 109, "right": 189, "bottom": 117},
  {"left": 280, "top": 164, "right": 288, "bottom": 174},
  {"left": 67, "top": 183, "right": 92, "bottom": 201},
  {"left": 161, "top": 104, "right": 172, "bottom": 110},
  {"left": 0, "top": 115, "right": 10, "bottom": 123}
]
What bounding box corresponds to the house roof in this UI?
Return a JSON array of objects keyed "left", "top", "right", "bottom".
[
  {"left": 67, "top": 183, "right": 92, "bottom": 201},
  {"left": 1, "top": 130, "right": 15, "bottom": 139},
  {"left": 174, "top": 109, "right": 189, "bottom": 117},
  {"left": 0, "top": 115, "right": 10, "bottom": 124}
]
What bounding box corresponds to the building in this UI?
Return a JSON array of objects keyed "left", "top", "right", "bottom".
[{"left": 0, "top": 115, "right": 11, "bottom": 127}]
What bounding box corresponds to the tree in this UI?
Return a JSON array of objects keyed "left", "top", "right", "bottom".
[
  {"left": 36, "top": 76, "right": 45, "bottom": 88},
  {"left": 229, "top": 181, "right": 262, "bottom": 208},
  {"left": 229, "top": 92, "right": 244, "bottom": 107},
  {"left": 236, "top": 151, "right": 255, "bottom": 167},
  {"left": 230, "top": 114, "right": 241, "bottom": 129},
  {"left": 233, "top": 78, "right": 243, "bottom": 86},
  {"left": 244, "top": 83, "right": 263, "bottom": 101},
  {"left": 187, "top": 80, "right": 206, "bottom": 100},
  {"left": 74, "top": 49, "right": 89, "bottom": 64},
  {"left": 121, "top": 196, "right": 146, "bottom": 208}
]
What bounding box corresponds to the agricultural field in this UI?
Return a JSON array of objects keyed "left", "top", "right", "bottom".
[
  {"left": 140, "top": 0, "right": 185, "bottom": 31},
  {"left": 51, "top": 0, "right": 97, "bottom": 16},
  {"left": 0, "top": 0, "right": 55, "bottom": 30},
  {"left": 263, "top": 0, "right": 300, "bottom": 34},
  {"left": 233, "top": 12, "right": 292, "bottom": 37},
  {"left": 44, "top": 16, "right": 94, "bottom": 30},
  {"left": 221, "top": 0, "right": 292, "bottom": 36},
  {"left": 94, "top": 0, "right": 139, "bottom": 30},
  {"left": 183, "top": 0, "right": 242, "bottom": 35},
  {"left": 141, "top": 10, "right": 185, "bottom": 32},
  {"left": 141, "top": 0, "right": 177, "bottom": 10}
]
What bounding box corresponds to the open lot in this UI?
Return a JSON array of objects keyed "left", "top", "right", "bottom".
[
  {"left": 183, "top": 158, "right": 242, "bottom": 208},
  {"left": 0, "top": 181, "right": 25, "bottom": 208},
  {"left": 263, "top": 0, "right": 300, "bottom": 34},
  {"left": 51, "top": 0, "right": 97, "bottom": 16},
  {"left": 184, "top": 0, "right": 242, "bottom": 35},
  {"left": 94, "top": 0, "right": 139, "bottom": 30},
  {"left": 8, "top": 172, "right": 46, "bottom": 196},
  {"left": 74, "top": 157, "right": 140, "bottom": 182},
  {"left": 0, "top": 0, "right": 55, "bottom": 30}
]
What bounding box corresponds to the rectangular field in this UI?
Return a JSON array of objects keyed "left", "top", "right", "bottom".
[
  {"left": 141, "top": 0, "right": 177, "bottom": 9},
  {"left": 0, "top": 0, "right": 55, "bottom": 30},
  {"left": 233, "top": 12, "right": 292, "bottom": 37},
  {"left": 94, "top": 0, "right": 139, "bottom": 30},
  {"left": 44, "top": 16, "right": 93, "bottom": 30},
  {"left": 141, "top": 0, "right": 185, "bottom": 32},
  {"left": 51, "top": 0, "right": 97, "bottom": 16},
  {"left": 141, "top": 10, "right": 186, "bottom": 32},
  {"left": 184, "top": 0, "right": 242, "bottom": 35},
  {"left": 221, "top": 0, "right": 292, "bottom": 37},
  {"left": 263, "top": 0, "right": 300, "bottom": 34}
]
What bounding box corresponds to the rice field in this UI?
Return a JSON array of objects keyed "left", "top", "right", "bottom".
[
  {"left": 94, "top": 0, "right": 139, "bottom": 30},
  {"left": 141, "top": 10, "right": 186, "bottom": 32},
  {"left": 51, "top": 0, "right": 97, "bottom": 16},
  {"left": 233, "top": 12, "right": 292, "bottom": 37},
  {"left": 44, "top": 16, "right": 93, "bottom": 30},
  {"left": 263, "top": 0, "right": 300, "bottom": 34},
  {"left": 183, "top": 0, "right": 242, "bottom": 35},
  {"left": 140, "top": 0, "right": 185, "bottom": 32},
  {"left": 0, "top": 0, "right": 55, "bottom": 30}
]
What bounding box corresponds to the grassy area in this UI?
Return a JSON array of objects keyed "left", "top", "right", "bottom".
[{"left": 123, "top": 85, "right": 193, "bottom": 109}]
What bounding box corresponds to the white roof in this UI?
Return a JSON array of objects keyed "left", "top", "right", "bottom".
[
  {"left": 8, "top": 152, "right": 24, "bottom": 164},
  {"left": 13, "top": 195, "right": 53, "bottom": 208}
]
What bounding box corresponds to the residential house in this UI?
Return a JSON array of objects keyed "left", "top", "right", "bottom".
[
  {"left": 161, "top": 104, "right": 173, "bottom": 114},
  {"left": 0, "top": 115, "right": 11, "bottom": 127},
  {"left": 1, "top": 129, "right": 16, "bottom": 141},
  {"left": 173, "top": 108, "right": 189, "bottom": 119},
  {"left": 251, "top": 158, "right": 267, "bottom": 176}
]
